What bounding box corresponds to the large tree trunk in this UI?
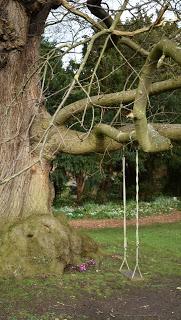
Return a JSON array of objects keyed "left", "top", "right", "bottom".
[
  {"left": 0, "top": 1, "right": 99, "bottom": 277},
  {"left": 0, "top": 1, "right": 52, "bottom": 225}
]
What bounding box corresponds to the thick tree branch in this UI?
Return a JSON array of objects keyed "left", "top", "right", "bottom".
[
  {"left": 17, "top": 0, "right": 61, "bottom": 38},
  {"left": 32, "top": 122, "right": 181, "bottom": 160},
  {"left": 86, "top": 0, "right": 113, "bottom": 28},
  {"left": 94, "top": 124, "right": 135, "bottom": 142},
  {"left": 19, "top": 0, "right": 60, "bottom": 13},
  {"left": 94, "top": 123, "right": 181, "bottom": 144},
  {"left": 54, "top": 76, "right": 181, "bottom": 125},
  {"left": 133, "top": 39, "right": 181, "bottom": 152},
  {"left": 29, "top": 3, "right": 52, "bottom": 37},
  {"left": 32, "top": 125, "right": 122, "bottom": 158}
]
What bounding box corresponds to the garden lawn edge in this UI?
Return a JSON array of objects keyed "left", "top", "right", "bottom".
[{"left": 69, "top": 211, "right": 181, "bottom": 229}]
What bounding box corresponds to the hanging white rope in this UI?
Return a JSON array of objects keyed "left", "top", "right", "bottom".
[
  {"left": 132, "top": 149, "right": 143, "bottom": 279},
  {"left": 119, "top": 154, "right": 130, "bottom": 272}
]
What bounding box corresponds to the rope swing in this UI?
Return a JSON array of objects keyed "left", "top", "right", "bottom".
[
  {"left": 119, "top": 150, "right": 143, "bottom": 280},
  {"left": 132, "top": 150, "right": 143, "bottom": 279},
  {"left": 119, "top": 154, "right": 130, "bottom": 272}
]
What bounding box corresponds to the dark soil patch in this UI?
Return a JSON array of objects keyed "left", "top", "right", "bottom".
[
  {"left": 69, "top": 211, "right": 181, "bottom": 229},
  {"left": 67, "top": 281, "right": 181, "bottom": 320},
  {"left": 0, "top": 278, "right": 180, "bottom": 319}
]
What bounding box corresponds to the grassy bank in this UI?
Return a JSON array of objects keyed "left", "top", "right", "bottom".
[{"left": 0, "top": 222, "right": 181, "bottom": 319}]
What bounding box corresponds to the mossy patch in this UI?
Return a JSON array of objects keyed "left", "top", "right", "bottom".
[{"left": 0, "top": 215, "right": 100, "bottom": 278}]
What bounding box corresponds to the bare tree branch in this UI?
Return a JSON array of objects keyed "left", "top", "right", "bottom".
[
  {"left": 61, "top": 0, "right": 149, "bottom": 56},
  {"left": 61, "top": 0, "right": 104, "bottom": 31}
]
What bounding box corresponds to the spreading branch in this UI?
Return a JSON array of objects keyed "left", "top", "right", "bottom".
[
  {"left": 54, "top": 76, "right": 181, "bottom": 125},
  {"left": 27, "top": 4, "right": 181, "bottom": 158}
]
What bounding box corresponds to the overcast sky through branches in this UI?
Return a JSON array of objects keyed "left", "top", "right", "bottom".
[{"left": 45, "top": 0, "right": 180, "bottom": 66}]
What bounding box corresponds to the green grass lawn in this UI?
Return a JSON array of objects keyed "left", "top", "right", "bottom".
[
  {"left": 0, "top": 222, "right": 180, "bottom": 319},
  {"left": 86, "top": 222, "right": 181, "bottom": 278}
]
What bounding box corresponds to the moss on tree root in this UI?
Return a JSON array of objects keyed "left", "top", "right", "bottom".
[{"left": 0, "top": 215, "right": 100, "bottom": 278}]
